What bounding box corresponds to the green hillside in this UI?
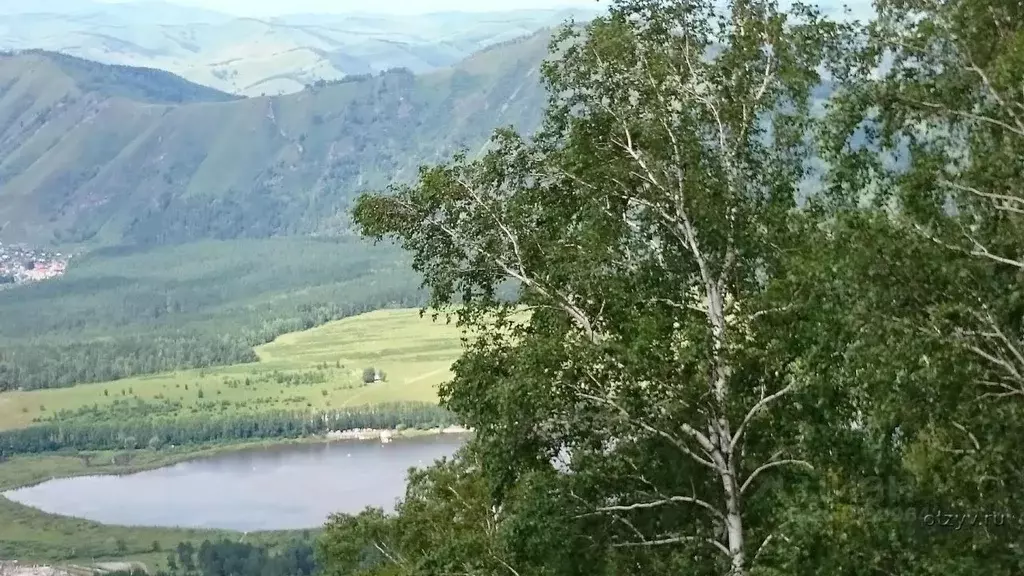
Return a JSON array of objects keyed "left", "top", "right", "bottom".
[
  {"left": 0, "top": 31, "right": 551, "bottom": 247},
  {"left": 0, "top": 308, "right": 463, "bottom": 431},
  {"left": 14, "top": 50, "right": 241, "bottom": 104},
  {"left": 0, "top": 237, "right": 425, "bottom": 391}
]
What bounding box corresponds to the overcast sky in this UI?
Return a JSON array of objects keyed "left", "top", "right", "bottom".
[
  {"left": 93, "top": 0, "right": 870, "bottom": 19},
  {"left": 145, "top": 0, "right": 610, "bottom": 17}
]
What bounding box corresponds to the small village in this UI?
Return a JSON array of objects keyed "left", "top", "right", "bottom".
[{"left": 0, "top": 242, "right": 69, "bottom": 286}]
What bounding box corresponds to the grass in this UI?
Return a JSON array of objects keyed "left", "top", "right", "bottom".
[{"left": 0, "top": 308, "right": 466, "bottom": 431}]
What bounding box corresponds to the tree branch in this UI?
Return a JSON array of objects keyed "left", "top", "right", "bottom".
[
  {"left": 612, "top": 534, "right": 731, "bottom": 556},
  {"left": 939, "top": 179, "right": 1024, "bottom": 216},
  {"left": 578, "top": 389, "right": 719, "bottom": 472},
  {"left": 964, "top": 59, "right": 1024, "bottom": 137},
  {"left": 900, "top": 97, "right": 1024, "bottom": 138},
  {"left": 729, "top": 382, "right": 797, "bottom": 456},
  {"left": 594, "top": 494, "right": 726, "bottom": 521},
  {"left": 740, "top": 458, "right": 813, "bottom": 496}
]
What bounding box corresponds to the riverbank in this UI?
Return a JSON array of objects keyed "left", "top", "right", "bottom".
[{"left": 0, "top": 428, "right": 471, "bottom": 568}]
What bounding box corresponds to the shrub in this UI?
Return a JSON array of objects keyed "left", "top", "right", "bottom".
[{"left": 361, "top": 367, "right": 377, "bottom": 383}]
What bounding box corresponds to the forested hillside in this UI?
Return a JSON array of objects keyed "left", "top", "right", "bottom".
[
  {"left": 0, "top": 32, "right": 551, "bottom": 247},
  {"left": 0, "top": 238, "right": 424, "bottom": 391}
]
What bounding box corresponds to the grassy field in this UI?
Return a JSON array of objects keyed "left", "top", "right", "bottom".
[{"left": 0, "top": 308, "right": 466, "bottom": 431}]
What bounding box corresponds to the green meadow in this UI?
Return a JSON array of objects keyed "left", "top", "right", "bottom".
[{"left": 0, "top": 308, "right": 466, "bottom": 431}]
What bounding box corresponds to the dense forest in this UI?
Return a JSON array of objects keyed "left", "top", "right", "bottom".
[
  {"left": 0, "top": 238, "right": 425, "bottom": 391},
  {"left": 311, "top": 0, "right": 1024, "bottom": 575},
  {"left": 158, "top": 539, "right": 317, "bottom": 576},
  {"left": 0, "top": 403, "right": 455, "bottom": 455}
]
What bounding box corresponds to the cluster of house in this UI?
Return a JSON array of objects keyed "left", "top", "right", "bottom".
[{"left": 0, "top": 242, "right": 69, "bottom": 286}]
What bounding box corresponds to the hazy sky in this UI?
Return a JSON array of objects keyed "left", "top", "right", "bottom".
[
  {"left": 147, "top": 0, "right": 609, "bottom": 17},
  {"left": 96, "top": 0, "right": 869, "bottom": 19}
]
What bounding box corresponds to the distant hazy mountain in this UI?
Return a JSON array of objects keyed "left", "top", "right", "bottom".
[
  {"left": 0, "top": 0, "right": 233, "bottom": 23},
  {"left": 0, "top": 31, "right": 551, "bottom": 246},
  {"left": 0, "top": 2, "right": 597, "bottom": 95}
]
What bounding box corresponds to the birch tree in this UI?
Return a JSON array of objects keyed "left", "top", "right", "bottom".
[
  {"left": 819, "top": 0, "right": 1024, "bottom": 570},
  {"left": 822, "top": 0, "right": 1024, "bottom": 398},
  {"left": 352, "top": 1, "right": 854, "bottom": 574}
]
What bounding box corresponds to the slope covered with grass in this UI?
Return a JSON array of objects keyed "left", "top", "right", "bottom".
[
  {"left": 0, "top": 31, "right": 552, "bottom": 246},
  {"left": 0, "top": 308, "right": 464, "bottom": 431}
]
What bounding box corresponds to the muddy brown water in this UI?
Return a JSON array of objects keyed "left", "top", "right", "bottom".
[{"left": 3, "top": 435, "right": 467, "bottom": 531}]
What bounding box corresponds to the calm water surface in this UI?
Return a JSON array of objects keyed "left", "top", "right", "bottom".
[{"left": 3, "top": 435, "right": 467, "bottom": 531}]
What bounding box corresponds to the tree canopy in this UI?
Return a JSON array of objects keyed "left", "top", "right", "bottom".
[{"left": 320, "top": 0, "right": 1024, "bottom": 574}]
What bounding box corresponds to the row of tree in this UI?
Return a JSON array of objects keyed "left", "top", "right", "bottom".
[
  {"left": 314, "top": 1, "right": 1024, "bottom": 575},
  {"left": 0, "top": 336, "right": 258, "bottom": 392},
  {"left": 160, "top": 539, "right": 316, "bottom": 576},
  {"left": 0, "top": 403, "right": 456, "bottom": 454}
]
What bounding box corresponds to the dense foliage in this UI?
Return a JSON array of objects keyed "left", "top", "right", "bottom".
[
  {"left": 0, "top": 238, "right": 424, "bottom": 391},
  {"left": 316, "top": 1, "right": 1024, "bottom": 575},
  {"left": 155, "top": 539, "right": 316, "bottom": 576},
  {"left": 0, "top": 403, "right": 455, "bottom": 455},
  {"left": 158, "top": 539, "right": 317, "bottom": 576}
]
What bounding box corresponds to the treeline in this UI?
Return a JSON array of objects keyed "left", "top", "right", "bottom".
[
  {"left": 0, "top": 337, "right": 258, "bottom": 391},
  {"left": 0, "top": 298, "right": 418, "bottom": 392},
  {"left": 0, "top": 403, "right": 456, "bottom": 455},
  {"left": 0, "top": 237, "right": 426, "bottom": 391},
  {"left": 159, "top": 539, "right": 316, "bottom": 576},
  {"left": 21, "top": 50, "right": 239, "bottom": 104}
]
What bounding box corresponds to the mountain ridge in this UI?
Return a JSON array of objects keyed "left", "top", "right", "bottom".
[
  {"left": 0, "top": 49, "right": 239, "bottom": 103},
  {"left": 0, "top": 6, "right": 597, "bottom": 95},
  {"left": 0, "top": 30, "right": 553, "bottom": 247}
]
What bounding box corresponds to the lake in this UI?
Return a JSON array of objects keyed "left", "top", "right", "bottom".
[{"left": 3, "top": 435, "right": 467, "bottom": 531}]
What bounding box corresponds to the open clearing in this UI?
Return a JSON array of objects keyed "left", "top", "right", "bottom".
[{"left": 0, "top": 308, "right": 468, "bottom": 431}]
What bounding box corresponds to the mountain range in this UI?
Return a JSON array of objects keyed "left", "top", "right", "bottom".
[
  {"left": 0, "top": 30, "right": 552, "bottom": 247},
  {"left": 0, "top": 1, "right": 597, "bottom": 96}
]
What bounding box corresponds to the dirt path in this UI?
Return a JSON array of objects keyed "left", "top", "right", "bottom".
[{"left": 404, "top": 368, "right": 446, "bottom": 386}]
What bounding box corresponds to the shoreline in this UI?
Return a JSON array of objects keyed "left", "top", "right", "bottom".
[
  {"left": 2, "top": 426, "right": 474, "bottom": 492},
  {"left": 0, "top": 427, "right": 473, "bottom": 567},
  {"left": 325, "top": 424, "right": 470, "bottom": 441}
]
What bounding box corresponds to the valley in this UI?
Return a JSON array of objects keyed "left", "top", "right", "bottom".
[
  {"left": 0, "top": 308, "right": 468, "bottom": 568},
  {"left": 2, "top": 0, "right": 1021, "bottom": 574},
  {"left": 0, "top": 308, "right": 464, "bottom": 431},
  {"left": 0, "top": 40, "right": 529, "bottom": 567},
  {"left": 0, "top": 237, "right": 428, "bottom": 392}
]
